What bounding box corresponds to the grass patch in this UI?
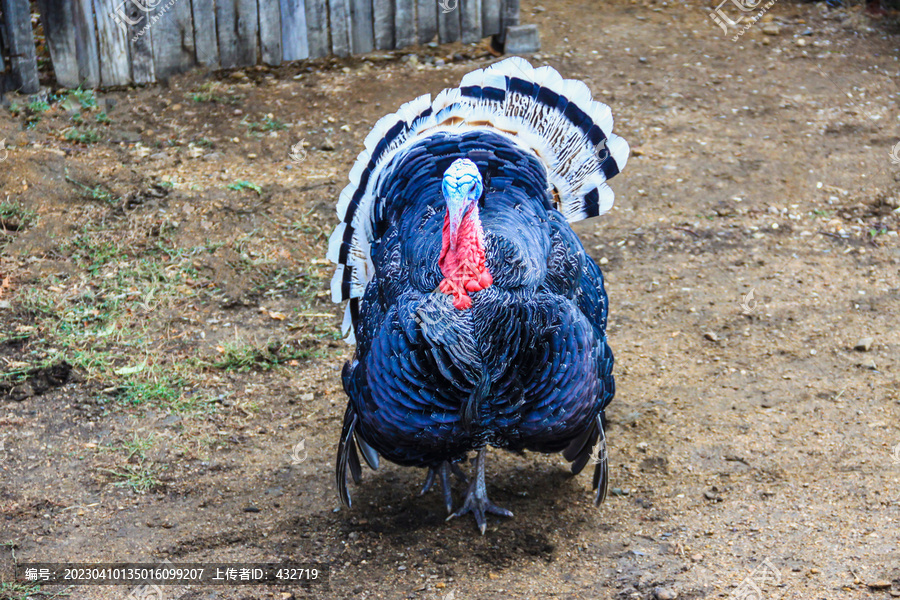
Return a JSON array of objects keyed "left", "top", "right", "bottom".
[
  {"left": 64, "top": 127, "right": 101, "bottom": 144},
  {"left": 188, "top": 82, "right": 243, "bottom": 104},
  {"left": 64, "top": 175, "right": 117, "bottom": 205},
  {"left": 101, "top": 463, "right": 160, "bottom": 494},
  {"left": 0, "top": 582, "right": 42, "bottom": 600},
  {"left": 226, "top": 180, "right": 262, "bottom": 194},
  {"left": 0, "top": 201, "right": 37, "bottom": 230},
  {"left": 211, "top": 339, "right": 310, "bottom": 372},
  {"left": 243, "top": 115, "right": 288, "bottom": 133}
]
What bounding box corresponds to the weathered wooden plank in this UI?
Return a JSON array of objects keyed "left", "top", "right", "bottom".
[
  {"left": 192, "top": 0, "right": 220, "bottom": 68},
  {"left": 437, "top": 0, "right": 460, "bottom": 44},
  {"left": 259, "top": 0, "right": 283, "bottom": 65},
  {"left": 36, "top": 0, "right": 80, "bottom": 87},
  {"left": 0, "top": 0, "right": 39, "bottom": 92},
  {"left": 127, "top": 0, "right": 154, "bottom": 84},
  {"left": 217, "top": 0, "right": 258, "bottom": 68},
  {"left": 496, "top": 0, "right": 518, "bottom": 44},
  {"left": 393, "top": 0, "right": 414, "bottom": 48},
  {"left": 349, "top": 0, "right": 374, "bottom": 54},
  {"left": 281, "top": 0, "right": 309, "bottom": 60},
  {"left": 235, "top": 0, "right": 259, "bottom": 66},
  {"left": 329, "top": 0, "right": 350, "bottom": 57},
  {"left": 216, "top": 0, "right": 238, "bottom": 68},
  {"left": 460, "top": 0, "right": 481, "bottom": 43},
  {"left": 93, "top": 0, "right": 131, "bottom": 86},
  {"left": 71, "top": 0, "right": 100, "bottom": 87},
  {"left": 372, "top": 0, "right": 393, "bottom": 50},
  {"left": 151, "top": 0, "right": 196, "bottom": 80},
  {"left": 481, "top": 0, "right": 499, "bottom": 37},
  {"left": 304, "top": 0, "right": 329, "bottom": 58},
  {"left": 416, "top": 0, "right": 436, "bottom": 45}
]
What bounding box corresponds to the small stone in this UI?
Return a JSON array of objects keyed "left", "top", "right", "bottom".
[
  {"left": 504, "top": 24, "right": 541, "bottom": 54},
  {"left": 247, "top": 153, "right": 258, "bottom": 159},
  {"left": 435, "top": 582, "right": 446, "bottom": 589},
  {"left": 809, "top": 568, "right": 820, "bottom": 574},
  {"left": 243, "top": 505, "right": 261, "bottom": 513},
  {"left": 795, "top": 38, "right": 808, "bottom": 47},
  {"left": 761, "top": 24, "right": 780, "bottom": 36},
  {"left": 854, "top": 337, "right": 873, "bottom": 352},
  {"left": 703, "top": 332, "right": 718, "bottom": 342},
  {"left": 691, "top": 553, "right": 703, "bottom": 562},
  {"left": 654, "top": 588, "right": 678, "bottom": 600},
  {"left": 868, "top": 581, "right": 891, "bottom": 590},
  {"left": 638, "top": 57, "right": 648, "bottom": 64},
  {"left": 0, "top": 300, "right": 10, "bottom": 309},
  {"left": 321, "top": 139, "right": 336, "bottom": 151},
  {"left": 170, "top": 103, "right": 182, "bottom": 111},
  {"left": 599, "top": 257, "right": 609, "bottom": 265},
  {"left": 299, "top": 392, "right": 314, "bottom": 402},
  {"left": 231, "top": 71, "right": 247, "bottom": 79},
  {"left": 348, "top": 531, "right": 359, "bottom": 540}
]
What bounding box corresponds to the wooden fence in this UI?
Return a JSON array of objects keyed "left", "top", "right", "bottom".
[{"left": 0, "top": 0, "right": 518, "bottom": 91}]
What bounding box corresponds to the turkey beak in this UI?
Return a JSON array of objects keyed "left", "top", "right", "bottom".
[{"left": 446, "top": 190, "right": 468, "bottom": 252}]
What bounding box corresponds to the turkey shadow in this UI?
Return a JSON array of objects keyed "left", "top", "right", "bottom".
[{"left": 341, "top": 455, "right": 600, "bottom": 542}]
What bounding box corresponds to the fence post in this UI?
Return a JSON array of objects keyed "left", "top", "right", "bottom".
[{"left": 1, "top": 0, "right": 40, "bottom": 93}]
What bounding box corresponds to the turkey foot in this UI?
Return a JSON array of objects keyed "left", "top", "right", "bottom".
[
  {"left": 420, "top": 461, "right": 469, "bottom": 514},
  {"left": 446, "top": 448, "right": 513, "bottom": 534}
]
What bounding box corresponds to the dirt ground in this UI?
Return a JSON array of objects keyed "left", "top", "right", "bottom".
[{"left": 1, "top": 0, "right": 899, "bottom": 598}]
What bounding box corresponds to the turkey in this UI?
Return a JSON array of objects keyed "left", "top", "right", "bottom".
[{"left": 328, "top": 57, "right": 628, "bottom": 533}]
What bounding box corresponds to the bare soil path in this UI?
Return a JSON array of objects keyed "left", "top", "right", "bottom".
[{"left": 1, "top": 0, "right": 898, "bottom": 598}]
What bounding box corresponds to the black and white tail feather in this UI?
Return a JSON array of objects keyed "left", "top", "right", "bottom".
[
  {"left": 326, "top": 57, "right": 629, "bottom": 343},
  {"left": 332, "top": 58, "right": 623, "bottom": 508}
]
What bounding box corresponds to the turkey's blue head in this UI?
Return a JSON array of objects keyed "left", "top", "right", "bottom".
[
  {"left": 442, "top": 158, "right": 484, "bottom": 251},
  {"left": 438, "top": 158, "right": 492, "bottom": 310}
]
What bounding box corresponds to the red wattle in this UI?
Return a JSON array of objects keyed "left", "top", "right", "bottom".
[{"left": 438, "top": 205, "right": 492, "bottom": 310}]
